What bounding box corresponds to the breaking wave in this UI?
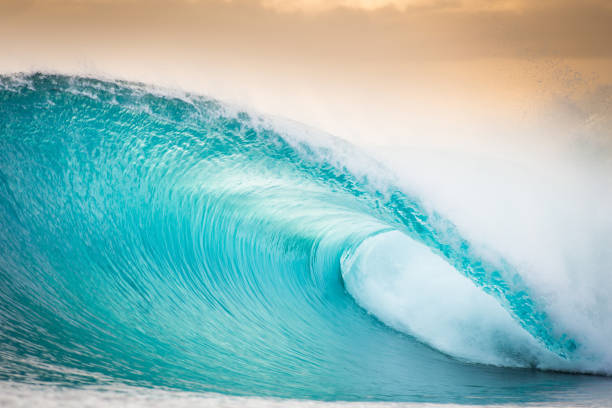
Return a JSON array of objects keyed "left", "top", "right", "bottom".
[{"left": 0, "top": 74, "right": 610, "bottom": 404}]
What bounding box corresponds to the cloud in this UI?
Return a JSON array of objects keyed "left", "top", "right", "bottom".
[{"left": 257, "top": 0, "right": 523, "bottom": 13}]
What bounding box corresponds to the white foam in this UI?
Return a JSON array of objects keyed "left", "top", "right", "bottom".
[
  {"left": 342, "top": 230, "right": 561, "bottom": 368},
  {"left": 0, "top": 381, "right": 576, "bottom": 408}
]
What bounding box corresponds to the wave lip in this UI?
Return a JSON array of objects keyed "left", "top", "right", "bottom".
[{"left": 0, "top": 73, "right": 610, "bottom": 404}]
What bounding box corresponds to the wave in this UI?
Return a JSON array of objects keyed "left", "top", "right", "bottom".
[{"left": 0, "top": 73, "right": 610, "bottom": 403}]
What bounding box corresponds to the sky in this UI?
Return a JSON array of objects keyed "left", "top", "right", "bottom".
[{"left": 0, "top": 0, "right": 611, "bottom": 152}]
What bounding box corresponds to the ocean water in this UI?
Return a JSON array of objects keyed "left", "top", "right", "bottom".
[{"left": 0, "top": 73, "right": 611, "bottom": 406}]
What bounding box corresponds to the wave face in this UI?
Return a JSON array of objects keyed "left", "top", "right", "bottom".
[{"left": 0, "top": 74, "right": 610, "bottom": 404}]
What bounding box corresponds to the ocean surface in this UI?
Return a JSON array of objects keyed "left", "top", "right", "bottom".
[{"left": 0, "top": 74, "right": 611, "bottom": 406}]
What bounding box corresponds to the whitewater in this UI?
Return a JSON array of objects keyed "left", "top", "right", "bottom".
[{"left": 0, "top": 73, "right": 611, "bottom": 406}]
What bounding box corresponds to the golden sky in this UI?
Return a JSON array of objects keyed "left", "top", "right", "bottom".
[{"left": 1, "top": 0, "right": 611, "bottom": 150}]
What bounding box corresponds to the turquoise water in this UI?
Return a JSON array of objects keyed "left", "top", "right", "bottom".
[{"left": 0, "top": 74, "right": 610, "bottom": 405}]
